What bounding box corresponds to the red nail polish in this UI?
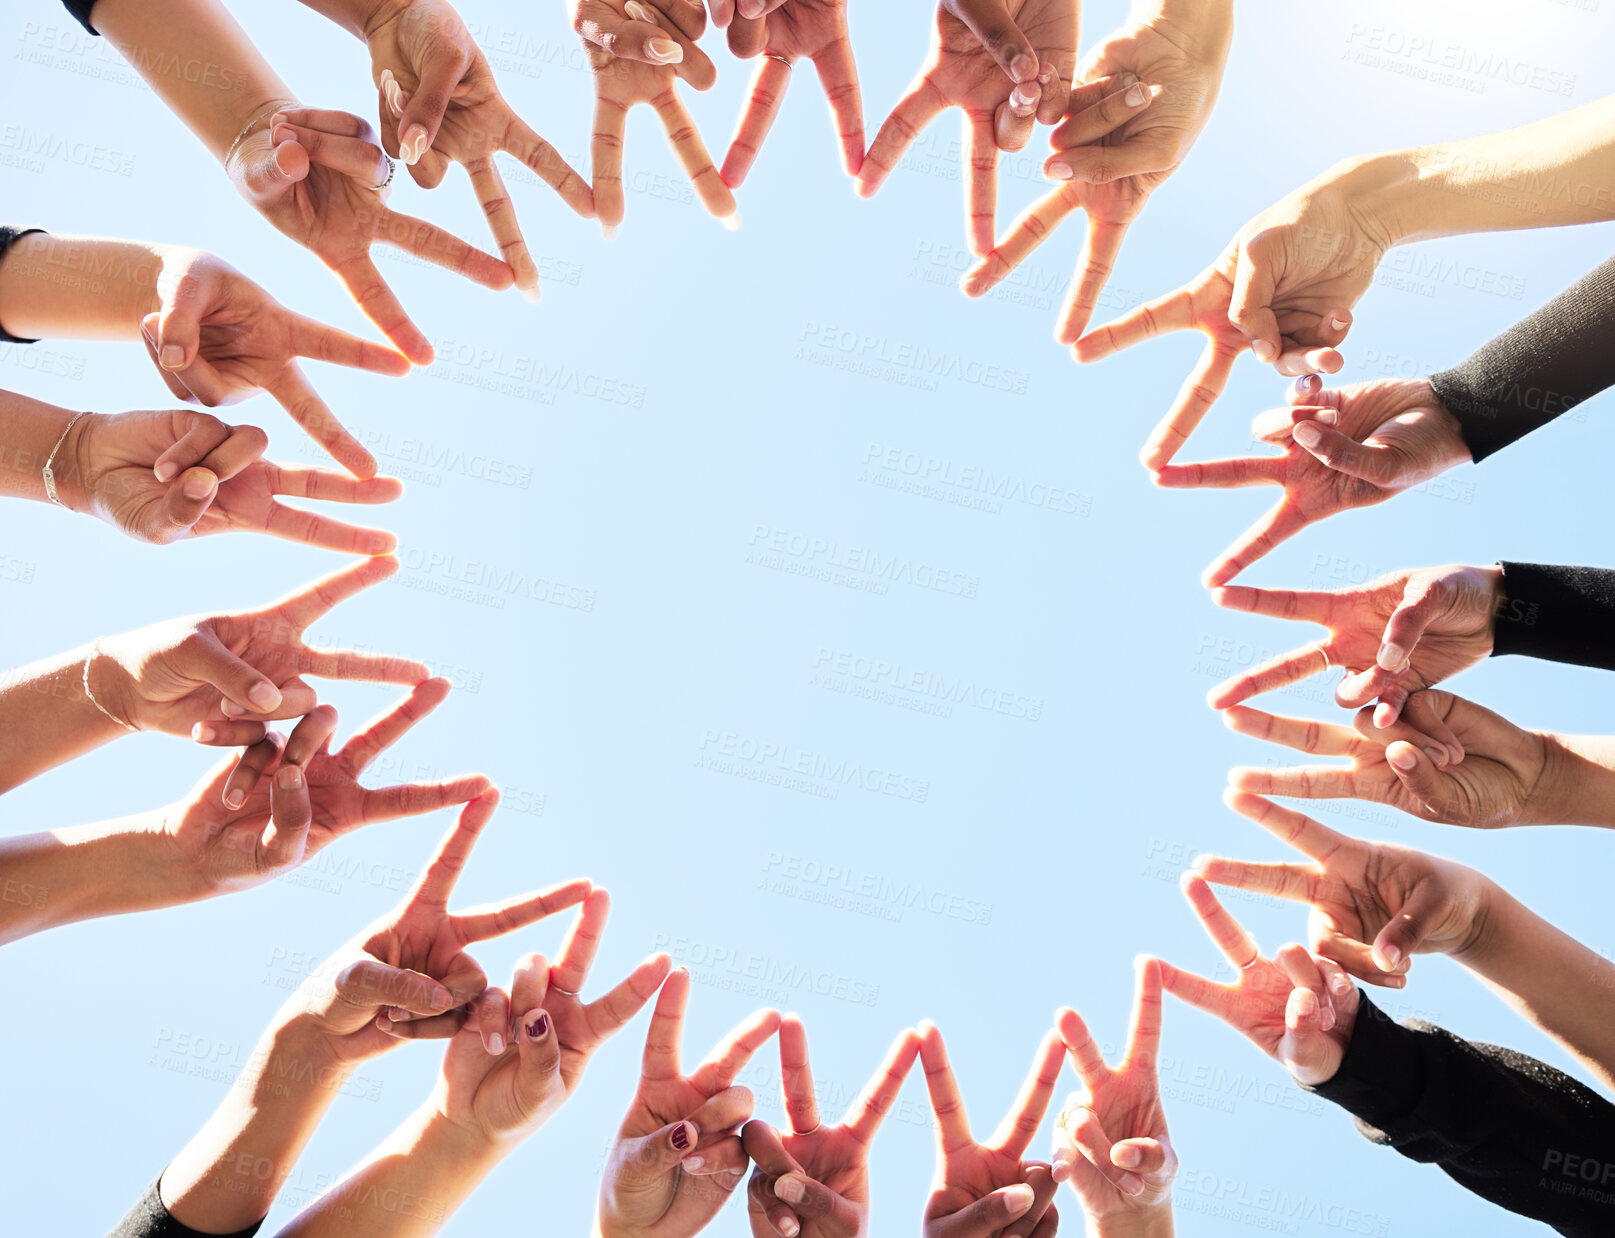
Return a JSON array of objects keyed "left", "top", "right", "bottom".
[{"left": 671, "top": 1123, "right": 691, "bottom": 1151}]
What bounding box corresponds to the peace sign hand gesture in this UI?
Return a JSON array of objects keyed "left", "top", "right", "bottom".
[
  {"left": 597, "top": 968, "right": 780, "bottom": 1237},
  {"left": 743, "top": 1016, "right": 922, "bottom": 1237},
  {"left": 920, "top": 1023, "right": 1064, "bottom": 1238}
]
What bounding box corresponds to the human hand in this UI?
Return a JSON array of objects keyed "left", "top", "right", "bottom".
[
  {"left": 1225, "top": 690, "right": 1554, "bottom": 830},
  {"left": 434, "top": 889, "right": 673, "bottom": 1145},
  {"left": 1161, "top": 874, "right": 1358, "bottom": 1087},
  {"left": 1051, "top": 958, "right": 1175, "bottom": 1223},
  {"left": 742, "top": 1017, "right": 921, "bottom": 1237},
  {"left": 1207, "top": 563, "right": 1502, "bottom": 731},
  {"left": 963, "top": 4, "right": 1230, "bottom": 343},
  {"left": 1152, "top": 377, "right": 1474, "bottom": 587},
  {"left": 857, "top": 0, "right": 1080, "bottom": 256},
  {"left": 572, "top": 0, "right": 735, "bottom": 234},
  {"left": 919, "top": 1022, "right": 1064, "bottom": 1238},
  {"left": 228, "top": 105, "right": 511, "bottom": 364},
  {"left": 720, "top": 0, "right": 864, "bottom": 188},
  {"left": 59, "top": 409, "right": 399, "bottom": 550},
  {"left": 1194, "top": 791, "right": 1493, "bottom": 985},
  {"left": 139, "top": 248, "right": 409, "bottom": 476},
  {"left": 91, "top": 555, "right": 426, "bottom": 741},
  {"left": 597, "top": 968, "right": 779, "bottom": 1238},
  {"left": 358, "top": 0, "right": 594, "bottom": 300}
]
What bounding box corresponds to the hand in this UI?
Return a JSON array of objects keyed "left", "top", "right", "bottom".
[
  {"left": 857, "top": 1, "right": 1080, "bottom": 256},
  {"left": 572, "top": 0, "right": 735, "bottom": 234},
  {"left": 963, "top": 5, "right": 1231, "bottom": 343},
  {"left": 1051, "top": 958, "right": 1175, "bottom": 1222},
  {"left": 92, "top": 555, "right": 427, "bottom": 740},
  {"left": 435, "top": 890, "right": 673, "bottom": 1145},
  {"left": 166, "top": 679, "right": 493, "bottom": 894},
  {"left": 358, "top": 0, "right": 594, "bottom": 299},
  {"left": 1194, "top": 791, "right": 1493, "bottom": 986},
  {"left": 920, "top": 1022, "right": 1064, "bottom": 1238},
  {"left": 1072, "top": 162, "right": 1417, "bottom": 469},
  {"left": 139, "top": 247, "right": 409, "bottom": 476},
  {"left": 1206, "top": 563, "right": 1503, "bottom": 728},
  {"left": 62, "top": 409, "right": 400, "bottom": 550},
  {"left": 742, "top": 1018, "right": 922, "bottom": 1237},
  {"left": 597, "top": 968, "right": 780, "bottom": 1238},
  {"left": 1160, "top": 874, "right": 1357, "bottom": 1087},
  {"left": 228, "top": 105, "right": 511, "bottom": 364},
  {"left": 1225, "top": 691, "right": 1554, "bottom": 830},
  {"left": 1152, "top": 377, "right": 1474, "bottom": 587},
  {"left": 282, "top": 786, "right": 589, "bottom": 1063},
  {"left": 720, "top": 0, "right": 864, "bottom": 188}
]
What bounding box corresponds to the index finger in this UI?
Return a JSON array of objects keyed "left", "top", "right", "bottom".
[
  {"left": 651, "top": 90, "right": 736, "bottom": 222},
  {"left": 552, "top": 887, "right": 611, "bottom": 995},
  {"left": 856, "top": 76, "right": 946, "bottom": 198},
  {"left": 918, "top": 1021, "right": 972, "bottom": 1151},
  {"left": 378, "top": 208, "right": 513, "bottom": 291},
  {"left": 1054, "top": 1006, "right": 1108, "bottom": 1087},
  {"left": 1211, "top": 584, "right": 1338, "bottom": 624},
  {"left": 274, "top": 553, "right": 400, "bottom": 627},
  {"left": 465, "top": 156, "right": 539, "bottom": 298},
  {"left": 1056, "top": 212, "right": 1133, "bottom": 346},
  {"left": 330, "top": 254, "right": 433, "bottom": 367},
  {"left": 964, "top": 111, "right": 998, "bottom": 257},
  {"left": 987, "top": 1030, "right": 1063, "bottom": 1157},
  {"left": 812, "top": 35, "right": 865, "bottom": 177},
  {"left": 778, "top": 1014, "right": 820, "bottom": 1135},
  {"left": 407, "top": 790, "right": 500, "bottom": 908},
  {"left": 1123, "top": 956, "right": 1164, "bottom": 1069},
  {"left": 690, "top": 1006, "right": 783, "bottom": 1095},
  {"left": 642, "top": 966, "right": 689, "bottom": 1083},
  {"left": 961, "top": 184, "right": 1081, "bottom": 298},
  {"left": 842, "top": 1026, "right": 921, "bottom": 1144},
  {"left": 333, "top": 676, "right": 451, "bottom": 776},
  {"left": 287, "top": 314, "right": 410, "bottom": 377},
  {"left": 504, "top": 114, "right": 595, "bottom": 218},
  {"left": 1224, "top": 790, "right": 1350, "bottom": 864},
  {"left": 1180, "top": 873, "right": 1260, "bottom": 970},
  {"left": 1073, "top": 284, "right": 1198, "bottom": 361},
  {"left": 721, "top": 54, "right": 791, "bottom": 189},
  {"left": 454, "top": 878, "right": 596, "bottom": 943},
  {"left": 1140, "top": 338, "right": 1240, "bottom": 470}
]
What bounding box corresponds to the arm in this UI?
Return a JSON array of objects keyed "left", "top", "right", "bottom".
[
  {"left": 1494, "top": 562, "right": 1615, "bottom": 671},
  {"left": 0, "top": 231, "right": 166, "bottom": 342},
  {"left": 0, "top": 642, "right": 133, "bottom": 791},
  {"left": 1310, "top": 993, "right": 1615, "bottom": 1238}
]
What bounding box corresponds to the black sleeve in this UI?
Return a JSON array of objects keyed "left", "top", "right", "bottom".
[
  {"left": 107, "top": 1177, "right": 264, "bottom": 1238},
  {"left": 1492, "top": 561, "right": 1615, "bottom": 672},
  {"left": 61, "top": 0, "right": 100, "bottom": 34},
  {"left": 1428, "top": 255, "right": 1615, "bottom": 463},
  {"left": 1307, "top": 994, "right": 1615, "bottom": 1237},
  {"left": 0, "top": 226, "right": 45, "bottom": 344}
]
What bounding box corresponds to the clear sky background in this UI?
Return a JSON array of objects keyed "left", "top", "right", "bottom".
[{"left": 4, "top": 0, "right": 1614, "bottom": 1233}]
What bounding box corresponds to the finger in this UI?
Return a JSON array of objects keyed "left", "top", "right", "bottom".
[
  {"left": 408, "top": 790, "right": 500, "bottom": 907},
  {"left": 332, "top": 677, "right": 450, "bottom": 776},
  {"left": 151, "top": 268, "right": 214, "bottom": 372},
  {"left": 1192, "top": 854, "right": 1321, "bottom": 903},
  {"left": 771, "top": 1170, "right": 861, "bottom": 1236},
  {"left": 281, "top": 703, "right": 338, "bottom": 768},
  {"left": 396, "top": 41, "right": 471, "bottom": 164},
  {"left": 266, "top": 462, "right": 402, "bottom": 506},
  {"left": 234, "top": 133, "right": 311, "bottom": 206},
  {"left": 1203, "top": 496, "right": 1311, "bottom": 589},
  {"left": 917, "top": 1021, "right": 972, "bottom": 1151},
  {"left": 276, "top": 553, "right": 402, "bottom": 629},
  {"left": 357, "top": 774, "right": 499, "bottom": 823},
  {"left": 264, "top": 367, "right": 375, "bottom": 478},
  {"left": 152, "top": 416, "right": 234, "bottom": 483},
  {"left": 272, "top": 120, "right": 389, "bottom": 183},
  {"left": 504, "top": 115, "right": 595, "bottom": 218},
  {"left": 1206, "top": 643, "right": 1339, "bottom": 711},
  {"left": 174, "top": 626, "right": 286, "bottom": 718},
  {"left": 1275, "top": 943, "right": 1336, "bottom": 1033},
  {"left": 583, "top": 951, "right": 674, "bottom": 1042},
  {"left": 330, "top": 254, "right": 433, "bottom": 367},
  {"left": 841, "top": 1026, "right": 921, "bottom": 1144},
  {"left": 1382, "top": 740, "right": 1459, "bottom": 820},
  {"left": 1064, "top": 1105, "right": 1142, "bottom": 1199},
  {"left": 722, "top": 55, "right": 791, "bottom": 189},
  {"left": 1155, "top": 957, "right": 1243, "bottom": 1026},
  {"left": 1045, "top": 133, "right": 1175, "bottom": 184},
  {"left": 690, "top": 1005, "right": 783, "bottom": 1095},
  {"left": 813, "top": 37, "right": 865, "bottom": 178},
  {"left": 1290, "top": 420, "right": 1403, "bottom": 487},
  {"left": 1054, "top": 1007, "right": 1106, "bottom": 1088},
  {"left": 577, "top": 1, "right": 686, "bottom": 67},
  {"left": 1180, "top": 874, "right": 1261, "bottom": 970},
  {"left": 476, "top": 986, "right": 513, "bottom": 1054},
  {"left": 639, "top": 965, "right": 689, "bottom": 1083},
  {"left": 652, "top": 91, "right": 736, "bottom": 222},
  {"left": 1111, "top": 1138, "right": 1171, "bottom": 1178},
  {"left": 1221, "top": 705, "right": 1366, "bottom": 757},
  {"left": 513, "top": 1003, "right": 564, "bottom": 1112},
  {"left": 297, "top": 638, "right": 429, "bottom": 686},
  {"left": 1226, "top": 764, "right": 1362, "bottom": 800},
  {"left": 1210, "top": 584, "right": 1337, "bottom": 624},
  {"left": 1316, "top": 929, "right": 1408, "bottom": 990},
  {"left": 994, "top": 82, "right": 1039, "bottom": 154},
  {"left": 988, "top": 1029, "right": 1063, "bottom": 1157},
  {"left": 856, "top": 77, "right": 946, "bottom": 198},
  {"left": 333, "top": 957, "right": 454, "bottom": 1017},
  {"left": 1274, "top": 344, "right": 1344, "bottom": 378},
  {"left": 1140, "top": 339, "right": 1241, "bottom": 470},
  {"left": 777, "top": 1013, "right": 820, "bottom": 1135},
  {"left": 1224, "top": 790, "right": 1353, "bottom": 863},
  {"left": 552, "top": 887, "right": 610, "bottom": 995},
  {"left": 591, "top": 95, "right": 628, "bottom": 232},
  {"left": 948, "top": 0, "right": 1040, "bottom": 84},
  {"left": 960, "top": 185, "right": 1079, "bottom": 298},
  {"left": 222, "top": 730, "right": 284, "bottom": 810},
  {"left": 1050, "top": 79, "right": 1157, "bottom": 149},
  {"left": 465, "top": 155, "right": 539, "bottom": 299},
  {"left": 1056, "top": 213, "right": 1132, "bottom": 346},
  {"left": 1073, "top": 284, "right": 1197, "bottom": 361},
  {"left": 190, "top": 718, "right": 270, "bottom": 748},
  {"left": 930, "top": 1183, "right": 1037, "bottom": 1238},
  {"left": 1000, "top": 1163, "right": 1058, "bottom": 1238},
  {"left": 1227, "top": 248, "right": 1281, "bottom": 363},
  {"left": 380, "top": 208, "right": 513, "bottom": 291},
  {"left": 453, "top": 878, "right": 596, "bottom": 943},
  {"left": 1378, "top": 580, "right": 1450, "bottom": 674},
  {"left": 1124, "top": 955, "right": 1164, "bottom": 1068},
  {"left": 964, "top": 112, "right": 999, "bottom": 258},
  {"left": 1150, "top": 455, "right": 1286, "bottom": 490}
]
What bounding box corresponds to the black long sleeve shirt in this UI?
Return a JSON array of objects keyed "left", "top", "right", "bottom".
[{"left": 108, "top": 1178, "right": 263, "bottom": 1238}]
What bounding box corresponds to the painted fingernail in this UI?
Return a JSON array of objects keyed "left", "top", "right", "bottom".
[
  {"left": 1251, "top": 339, "right": 1276, "bottom": 362},
  {"left": 1388, "top": 746, "right": 1418, "bottom": 771},
  {"left": 1377, "top": 641, "right": 1407, "bottom": 670},
  {"left": 1112, "top": 1143, "right": 1142, "bottom": 1168},
  {"left": 488, "top": 1032, "right": 505, "bottom": 1055},
  {"left": 525, "top": 1012, "right": 550, "bottom": 1040},
  {"left": 276, "top": 764, "right": 302, "bottom": 790},
  {"left": 400, "top": 124, "right": 428, "bottom": 165},
  {"left": 646, "top": 37, "right": 683, "bottom": 64},
  {"left": 160, "top": 344, "right": 185, "bottom": 369},
  {"left": 625, "top": 0, "right": 659, "bottom": 22},
  {"left": 1004, "top": 1183, "right": 1035, "bottom": 1214},
  {"left": 1125, "top": 81, "right": 1149, "bottom": 107},
  {"left": 224, "top": 788, "right": 246, "bottom": 810},
  {"left": 1010, "top": 52, "right": 1038, "bottom": 82},
  {"left": 1292, "top": 421, "right": 1323, "bottom": 448},
  {"left": 1294, "top": 373, "right": 1320, "bottom": 395},
  {"left": 247, "top": 682, "right": 282, "bottom": 712},
  {"left": 1046, "top": 160, "right": 1073, "bottom": 181},
  {"left": 670, "top": 1121, "right": 693, "bottom": 1152}
]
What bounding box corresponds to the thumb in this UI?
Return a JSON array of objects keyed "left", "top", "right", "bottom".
[
  {"left": 1383, "top": 741, "right": 1453, "bottom": 817},
  {"left": 259, "top": 761, "right": 312, "bottom": 871},
  {"left": 1280, "top": 984, "right": 1344, "bottom": 1086},
  {"left": 396, "top": 43, "right": 469, "bottom": 165},
  {"left": 235, "top": 132, "right": 309, "bottom": 206},
  {"left": 1290, "top": 419, "right": 1404, "bottom": 487},
  {"left": 172, "top": 625, "right": 285, "bottom": 717},
  {"left": 1227, "top": 243, "right": 1281, "bottom": 364},
  {"left": 153, "top": 467, "right": 219, "bottom": 542},
  {"left": 154, "top": 276, "right": 211, "bottom": 373},
  {"left": 1372, "top": 881, "right": 1448, "bottom": 974},
  {"left": 946, "top": 0, "right": 1039, "bottom": 82},
  {"left": 618, "top": 1119, "right": 702, "bottom": 1192},
  {"left": 1378, "top": 578, "right": 1446, "bottom": 671},
  {"left": 513, "top": 1007, "right": 564, "bottom": 1117},
  {"left": 938, "top": 1182, "right": 1036, "bottom": 1238}
]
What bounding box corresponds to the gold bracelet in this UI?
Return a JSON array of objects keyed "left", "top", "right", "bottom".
[
  {"left": 82, "top": 639, "right": 137, "bottom": 732},
  {"left": 224, "top": 98, "right": 300, "bottom": 168},
  {"left": 42, "top": 410, "right": 87, "bottom": 508}
]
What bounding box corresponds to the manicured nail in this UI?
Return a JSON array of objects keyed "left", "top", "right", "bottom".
[
  {"left": 719, "top": 212, "right": 740, "bottom": 232},
  {"left": 778, "top": 1220, "right": 799, "bottom": 1238},
  {"left": 1010, "top": 85, "right": 1037, "bottom": 115},
  {"left": 1329, "top": 315, "right": 1350, "bottom": 331},
  {"left": 1010, "top": 52, "right": 1038, "bottom": 82},
  {"left": 525, "top": 1012, "right": 550, "bottom": 1039},
  {"left": 625, "top": 0, "right": 659, "bottom": 22},
  {"left": 276, "top": 764, "right": 302, "bottom": 790},
  {"left": 182, "top": 471, "right": 216, "bottom": 499},
  {"left": 1112, "top": 1143, "right": 1141, "bottom": 1168},
  {"left": 1251, "top": 339, "right": 1276, "bottom": 362},
  {"left": 1316, "top": 408, "right": 1339, "bottom": 425},
  {"left": 774, "top": 1175, "right": 807, "bottom": 1204},
  {"left": 1292, "top": 421, "right": 1322, "bottom": 448},
  {"left": 400, "top": 124, "right": 428, "bottom": 165},
  {"left": 1378, "top": 944, "right": 1403, "bottom": 971},
  {"left": 1377, "top": 641, "right": 1406, "bottom": 670},
  {"left": 602, "top": 223, "right": 619, "bottom": 241},
  {"left": 670, "top": 1122, "right": 693, "bottom": 1152},
  {"left": 488, "top": 1032, "right": 505, "bottom": 1055},
  {"left": 1388, "top": 746, "right": 1418, "bottom": 771},
  {"left": 160, "top": 344, "right": 185, "bottom": 369},
  {"left": 1003, "top": 1183, "right": 1035, "bottom": 1214},
  {"left": 1125, "top": 81, "right": 1149, "bottom": 107},
  {"left": 192, "top": 723, "right": 215, "bottom": 742},
  {"left": 247, "top": 682, "right": 282, "bottom": 712},
  {"left": 224, "top": 788, "right": 246, "bottom": 810},
  {"left": 646, "top": 37, "right": 683, "bottom": 63},
  {"left": 1293, "top": 373, "right": 1320, "bottom": 395},
  {"left": 1046, "top": 160, "right": 1073, "bottom": 181},
  {"left": 521, "top": 284, "right": 541, "bottom": 305}
]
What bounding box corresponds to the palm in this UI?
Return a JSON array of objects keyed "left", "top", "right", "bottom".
[
  {"left": 752, "top": 0, "right": 846, "bottom": 58},
  {"left": 1309, "top": 842, "right": 1486, "bottom": 964},
  {"left": 178, "top": 287, "right": 303, "bottom": 403},
  {"left": 1064, "top": 1068, "right": 1166, "bottom": 1216},
  {"left": 1074, "top": 22, "right": 1214, "bottom": 185},
  {"left": 442, "top": 1029, "right": 564, "bottom": 1138},
  {"left": 782, "top": 1128, "right": 870, "bottom": 1236},
  {"left": 929, "top": 1143, "right": 1029, "bottom": 1219},
  {"left": 930, "top": 3, "right": 1073, "bottom": 110},
  {"left": 1333, "top": 578, "right": 1494, "bottom": 693}
]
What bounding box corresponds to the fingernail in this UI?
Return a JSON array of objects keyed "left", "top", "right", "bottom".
[
  {"left": 276, "top": 764, "right": 302, "bottom": 790},
  {"left": 160, "top": 345, "right": 185, "bottom": 369},
  {"left": 1010, "top": 52, "right": 1038, "bottom": 81},
  {"left": 719, "top": 211, "right": 740, "bottom": 232},
  {"left": 224, "top": 788, "right": 246, "bottom": 810},
  {"left": 221, "top": 699, "right": 245, "bottom": 718},
  {"left": 1377, "top": 642, "right": 1407, "bottom": 671},
  {"left": 670, "top": 1122, "right": 693, "bottom": 1152},
  {"left": 774, "top": 1175, "right": 806, "bottom": 1204},
  {"left": 525, "top": 1012, "right": 549, "bottom": 1040},
  {"left": 1046, "top": 160, "right": 1073, "bottom": 181},
  {"left": 182, "top": 471, "right": 216, "bottom": 499},
  {"left": 1329, "top": 973, "right": 1351, "bottom": 996},
  {"left": 1004, "top": 1183, "right": 1035, "bottom": 1214},
  {"left": 1292, "top": 421, "right": 1322, "bottom": 448},
  {"left": 1050, "top": 1159, "right": 1071, "bottom": 1183},
  {"left": 682, "top": 1154, "right": 705, "bottom": 1171},
  {"left": 153, "top": 461, "right": 178, "bottom": 483},
  {"left": 1113, "top": 1143, "right": 1141, "bottom": 1167},
  {"left": 778, "top": 1220, "right": 799, "bottom": 1238},
  {"left": 1010, "top": 85, "right": 1037, "bottom": 115},
  {"left": 247, "top": 682, "right": 282, "bottom": 712},
  {"left": 521, "top": 284, "right": 541, "bottom": 305},
  {"left": 400, "top": 124, "right": 428, "bottom": 165},
  {"left": 1378, "top": 944, "right": 1403, "bottom": 971},
  {"left": 1119, "top": 1171, "right": 1145, "bottom": 1196},
  {"left": 1329, "top": 315, "right": 1350, "bottom": 331},
  {"left": 488, "top": 1032, "right": 505, "bottom": 1055},
  {"left": 192, "top": 723, "right": 215, "bottom": 742},
  {"left": 1388, "top": 747, "right": 1418, "bottom": 771},
  {"left": 602, "top": 223, "right": 619, "bottom": 241},
  {"left": 646, "top": 37, "right": 683, "bottom": 63},
  {"left": 625, "top": 0, "right": 659, "bottom": 21},
  {"left": 1293, "top": 373, "right": 1320, "bottom": 395},
  {"left": 1125, "top": 81, "right": 1149, "bottom": 107},
  {"left": 1316, "top": 408, "right": 1339, "bottom": 424},
  {"left": 1251, "top": 339, "right": 1276, "bottom": 362},
  {"left": 1424, "top": 745, "right": 1447, "bottom": 768}
]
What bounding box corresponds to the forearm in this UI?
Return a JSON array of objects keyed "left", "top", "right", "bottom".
[
  {"left": 0, "top": 813, "right": 192, "bottom": 944},
  {"left": 1358, "top": 94, "right": 1615, "bottom": 243},
  {"left": 1132, "top": 0, "right": 1233, "bottom": 58},
  {"left": 0, "top": 642, "right": 130, "bottom": 792},
  {"left": 1090, "top": 1207, "right": 1175, "bottom": 1238},
  {"left": 91, "top": 0, "right": 296, "bottom": 161},
  {"left": 162, "top": 1017, "right": 357, "bottom": 1232},
  {"left": 1527, "top": 732, "right": 1615, "bottom": 829},
  {"left": 0, "top": 232, "right": 166, "bottom": 341},
  {"left": 294, "top": 0, "right": 387, "bottom": 41},
  {"left": 1462, "top": 884, "right": 1615, "bottom": 1092},
  {"left": 273, "top": 1105, "right": 506, "bottom": 1238}
]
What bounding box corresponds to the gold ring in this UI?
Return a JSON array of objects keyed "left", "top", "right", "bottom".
[{"left": 766, "top": 53, "right": 792, "bottom": 68}]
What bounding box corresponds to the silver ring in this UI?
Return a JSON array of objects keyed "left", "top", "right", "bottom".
[
  {"left": 793, "top": 1121, "right": 822, "bottom": 1135},
  {"left": 551, "top": 985, "right": 580, "bottom": 998},
  {"left": 1238, "top": 950, "right": 1263, "bottom": 971},
  {"left": 1311, "top": 640, "right": 1332, "bottom": 673},
  {"left": 372, "top": 154, "right": 396, "bottom": 191},
  {"left": 766, "top": 53, "right": 792, "bottom": 68}
]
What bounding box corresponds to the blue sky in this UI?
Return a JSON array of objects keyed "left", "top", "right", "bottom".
[{"left": 4, "top": 0, "right": 1613, "bottom": 1233}]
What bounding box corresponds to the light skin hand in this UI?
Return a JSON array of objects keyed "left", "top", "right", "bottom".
[
  {"left": 742, "top": 1018, "right": 922, "bottom": 1238},
  {"left": 596, "top": 969, "right": 780, "bottom": 1238},
  {"left": 1151, "top": 377, "right": 1473, "bottom": 587},
  {"left": 919, "top": 1022, "right": 1065, "bottom": 1238}
]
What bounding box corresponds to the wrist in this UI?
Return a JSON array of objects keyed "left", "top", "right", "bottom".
[
  {"left": 1130, "top": 0, "right": 1232, "bottom": 57},
  {"left": 1321, "top": 151, "right": 1420, "bottom": 254},
  {"left": 1525, "top": 733, "right": 1615, "bottom": 828},
  {"left": 1452, "top": 875, "right": 1508, "bottom": 969},
  {"left": 1091, "top": 1205, "right": 1175, "bottom": 1238},
  {"left": 53, "top": 409, "right": 101, "bottom": 515}
]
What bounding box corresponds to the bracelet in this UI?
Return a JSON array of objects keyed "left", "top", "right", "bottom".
[
  {"left": 42, "top": 410, "right": 88, "bottom": 508},
  {"left": 82, "top": 639, "right": 137, "bottom": 732},
  {"left": 224, "top": 98, "right": 300, "bottom": 168}
]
